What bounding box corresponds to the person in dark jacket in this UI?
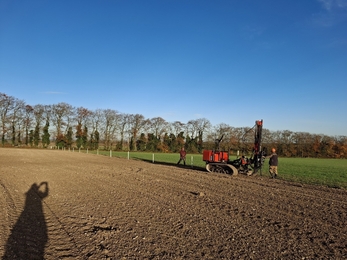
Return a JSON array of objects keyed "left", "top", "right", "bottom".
[
  {"left": 177, "top": 147, "right": 186, "bottom": 165},
  {"left": 266, "top": 147, "right": 278, "bottom": 178}
]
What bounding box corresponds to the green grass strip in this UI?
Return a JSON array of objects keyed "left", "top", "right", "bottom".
[{"left": 82, "top": 150, "right": 347, "bottom": 189}]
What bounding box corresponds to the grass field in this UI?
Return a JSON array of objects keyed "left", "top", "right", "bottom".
[{"left": 82, "top": 150, "right": 347, "bottom": 189}]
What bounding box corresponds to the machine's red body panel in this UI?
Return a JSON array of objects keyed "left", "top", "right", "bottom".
[{"left": 203, "top": 150, "right": 229, "bottom": 162}]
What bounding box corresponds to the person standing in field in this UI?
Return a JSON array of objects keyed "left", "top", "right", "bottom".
[
  {"left": 265, "top": 147, "right": 278, "bottom": 178},
  {"left": 177, "top": 147, "right": 186, "bottom": 166}
]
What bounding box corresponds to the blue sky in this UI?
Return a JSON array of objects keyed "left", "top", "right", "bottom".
[{"left": 1, "top": 0, "right": 346, "bottom": 136}]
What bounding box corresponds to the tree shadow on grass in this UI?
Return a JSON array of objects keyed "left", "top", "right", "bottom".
[{"left": 2, "top": 182, "right": 49, "bottom": 260}]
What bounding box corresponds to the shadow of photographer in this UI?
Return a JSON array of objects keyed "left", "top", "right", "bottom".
[{"left": 2, "top": 182, "right": 49, "bottom": 260}]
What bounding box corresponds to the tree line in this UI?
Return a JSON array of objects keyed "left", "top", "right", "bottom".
[{"left": 1, "top": 92, "right": 346, "bottom": 158}]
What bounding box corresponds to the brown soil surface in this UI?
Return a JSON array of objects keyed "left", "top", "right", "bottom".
[{"left": 0, "top": 148, "right": 347, "bottom": 260}]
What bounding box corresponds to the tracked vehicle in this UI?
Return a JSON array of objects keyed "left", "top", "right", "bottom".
[{"left": 203, "top": 120, "right": 266, "bottom": 176}]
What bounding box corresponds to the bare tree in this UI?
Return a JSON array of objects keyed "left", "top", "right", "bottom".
[
  {"left": 34, "top": 105, "right": 46, "bottom": 123},
  {"left": 75, "top": 107, "right": 92, "bottom": 149},
  {"left": 101, "top": 109, "right": 120, "bottom": 150},
  {"left": 186, "top": 118, "right": 211, "bottom": 152},
  {"left": 24, "top": 105, "right": 34, "bottom": 146},
  {"left": 196, "top": 118, "right": 212, "bottom": 150},
  {"left": 89, "top": 109, "right": 104, "bottom": 150},
  {"left": 117, "top": 113, "right": 131, "bottom": 150},
  {"left": 10, "top": 99, "right": 26, "bottom": 145},
  {"left": 90, "top": 109, "right": 103, "bottom": 134},
  {"left": 279, "top": 130, "right": 295, "bottom": 156},
  {"left": 210, "top": 123, "right": 233, "bottom": 151},
  {"left": 76, "top": 107, "right": 92, "bottom": 125},
  {"left": 149, "top": 117, "right": 168, "bottom": 139},
  {"left": 51, "top": 102, "right": 74, "bottom": 138},
  {"left": 0, "top": 93, "right": 15, "bottom": 146},
  {"left": 41, "top": 105, "right": 52, "bottom": 148},
  {"left": 170, "top": 121, "right": 185, "bottom": 136},
  {"left": 128, "top": 114, "right": 147, "bottom": 151},
  {"left": 195, "top": 118, "right": 211, "bottom": 134},
  {"left": 32, "top": 105, "right": 45, "bottom": 147},
  {"left": 186, "top": 120, "right": 198, "bottom": 139}
]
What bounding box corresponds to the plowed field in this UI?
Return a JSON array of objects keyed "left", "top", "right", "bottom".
[{"left": 1, "top": 148, "right": 346, "bottom": 259}]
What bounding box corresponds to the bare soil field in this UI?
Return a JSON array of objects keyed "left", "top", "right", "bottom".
[{"left": 1, "top": 148, "right": 347, "bottom": 260}]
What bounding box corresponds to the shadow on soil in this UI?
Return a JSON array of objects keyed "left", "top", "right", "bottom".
[
  {"left": 2, "top": 182, "right": 49, "bottom": 260},
  {"left": 132, "top": 157, "right": 206, "bottom": 172}
]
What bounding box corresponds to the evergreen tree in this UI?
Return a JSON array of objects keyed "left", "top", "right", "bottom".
[
  {"left": 158, "top": 133, "right": 170, "bottom": 152},
  {"left": 41, "top": 119, "right": 50, "bottom": 148},
  {"left": 66, "top": 127, "right": 73, "bottom": 148},
  {"left": 116, "top": 140, "right": 122, "bottom": 150},
  {"left": 197, "top": 131, "right": 203, "bottom": 153},
  {"left": 12, "top": 122, "right": 15, "bottom": 145},
  {"left": 17, "top": 130, "right": 22, "bottom": 146},
  {"left": 147, "top": 133, "right": 160, "bottom": 152},
  {"left": 76, "top": 123, "right": 83, "bottom": 149},
  {"left": 163, "top": 133, "right": 170, "bottom": 149},
  {"left": 94, "top": 130, "right": 99, "bottom": 150},
  {"left": 29, "top": 130, "right": 34, "bottom": 147},
  {"left": 168, "top": 133, "right": 178, "bottom": 152},
  {"left": 176, "top": 132, "right": 185, "bottom": 152},
  {"left": 130, "top": 137, "right": 135, "bottom": 151},
  {"left": 184, "top": 135, "right": 198, "bottom": 153},
  {"left": 34, "top": 124, "right": 40, "bottom": 147},
  {"left": 56, "top": 134, "right": 66, "bottom": 148},
  {"left": 137, "top": 133, "right": 147, "bottom": 151},
  {"left": 25, "top": 127, "right": 29, "bottom": 146},
  {"left": 89, "top": 132, "right": 95, "bottom": 150},
  {"left": 82, "top": 126, "right": 88, "bottom": 149}
]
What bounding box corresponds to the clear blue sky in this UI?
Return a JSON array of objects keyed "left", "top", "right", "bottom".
[{"left": 1, "top": 0, "right": 346, "bottom": 136}]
